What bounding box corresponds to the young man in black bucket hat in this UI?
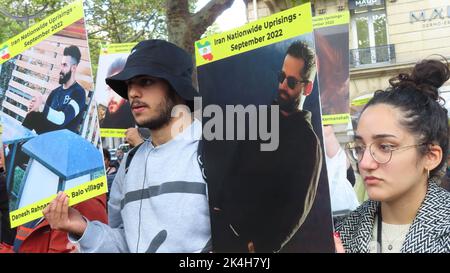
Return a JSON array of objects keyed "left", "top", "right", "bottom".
[{"left": 43, "top": 40, "right": 211, "bottom": 253}]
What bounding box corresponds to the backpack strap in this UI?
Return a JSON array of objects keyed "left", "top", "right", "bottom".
[
  {"left": 197, "top": 139, "right": 207, "bottom": 180},
  {"left": 124, "top": 143, "right": 143, "bottom": 174}
]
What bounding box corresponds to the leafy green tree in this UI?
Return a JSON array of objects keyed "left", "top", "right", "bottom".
[
  {"left": 84, "top": 0, "right": 168, "bottom": 77},
  {"left": 166, "top": 0, "right": 235, "bottom": 53},
  {"left": 0, "top": 0, "right": 71, "bottom": 42},
  {"left": 1, "top": 0, "right": 237, "bottom": 76}
]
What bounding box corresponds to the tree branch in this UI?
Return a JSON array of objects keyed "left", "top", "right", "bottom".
[
  {"left": 125, "top": 12, "right": 159, "bottom": 42},
  {"left": 0, "top": 4, "right": 48, "bottom": 22},
  {"left": 107, "top": 0, "right": 122, "bottom": 42},
  {"left": 191, "top": 0, "right": 235, "bottom": 38}
]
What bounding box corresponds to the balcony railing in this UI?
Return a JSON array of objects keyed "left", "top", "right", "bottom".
[{"left": 350, "top": 44, "right": 396, "bottom": 68}]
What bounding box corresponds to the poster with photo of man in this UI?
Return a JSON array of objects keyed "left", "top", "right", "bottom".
[
  {"left": 312, "top": 12, "right": 360, "bottom": 215},
  {"left": 93, "top": 43, "right": 141, "bottom": 195},
  {"left": 313, "top": 11, "right": 350, "bottom": 125},
  {"left": 195, "top": 3, "right": 334, "bottom": 252},
  {"left": 94, "top": 43, "right": 137, "bottom": 136},
  {"left": 0, "top": 1, "right": 107, "bottom": 228}
]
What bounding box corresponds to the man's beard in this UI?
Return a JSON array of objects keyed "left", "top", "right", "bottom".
[
  {"left": 137, "top": 96, "right": 176, "bottom": 130},
  {"left": 275, "top": 89, "right": 300, "bottom": 113},
  {"left": 59, "top": 70, "right": 71, "bottom": 85}
]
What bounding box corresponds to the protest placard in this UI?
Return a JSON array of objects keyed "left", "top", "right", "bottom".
[
  {"left": 196, "top": 3, "right": 334, "bottom": 252},
  {"left": 0, "top": 1, "right": 107, "bottom": 228}
]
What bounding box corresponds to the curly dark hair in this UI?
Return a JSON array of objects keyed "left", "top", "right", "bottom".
[{"left": 361, "top": 58, "right": 450, "bottom": 178}]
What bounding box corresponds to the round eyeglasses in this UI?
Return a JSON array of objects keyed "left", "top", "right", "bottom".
[{"left": 345, "top": 142, "right": 427, "bottom": 165}]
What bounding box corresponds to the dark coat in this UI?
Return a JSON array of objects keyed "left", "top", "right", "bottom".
[{"left": 202, "top": 110, "right": 322, "bottom": 252}]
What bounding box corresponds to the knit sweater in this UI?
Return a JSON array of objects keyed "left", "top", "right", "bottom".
[{"left": 334, "top": 178, "right": 450, "bottom": 253}]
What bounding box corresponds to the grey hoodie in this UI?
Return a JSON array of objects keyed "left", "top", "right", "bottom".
[{"left": 70, "top": 119, "right": 211, "bottom": 252}]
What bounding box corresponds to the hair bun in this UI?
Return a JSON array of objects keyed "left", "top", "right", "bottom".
[
  {"left": 389, "top": 59, "right": 450, "bottom": 101},
  {"left": 411, "top": 59, "right": 450, "bottom": 100}
]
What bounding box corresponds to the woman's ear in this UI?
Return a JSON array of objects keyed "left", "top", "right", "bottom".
[{"left": 425, "top": 144, "right": 443, "bottom": 172}]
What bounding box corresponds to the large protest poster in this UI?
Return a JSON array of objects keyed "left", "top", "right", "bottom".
[
  {"left": 313, "top": 11, "right": 350, "bottom": 126},
  {"left": 94, "top": 43, "right": 137, "bottom": 171},
  {"left": 95, "top": 43, "right": 136, "bottom": 139},
  {"left": 0, "top": 1, "right": 107, "bottom": 228},
  {"left": 312, "top": 12, "right": 359, "bottom": 215},
  {"left": 196, "top": 3, "right": 334, "bottom": 252}
]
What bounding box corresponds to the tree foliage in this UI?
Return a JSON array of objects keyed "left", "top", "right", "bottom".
[
  {"left": 1, "top": 0, "right": 236, "bottom": 77},
  {"left": 85, "top": 0, "right": 167, "bottom": 43},
  {"left": 84, "top": 0, "right": 169, "bottom": 77},
  {"left": 0, "top": 0, "right": 71, "bottom": 42},
  {"left": 166, "top": 0, "right": 235, "bottom": 53}
]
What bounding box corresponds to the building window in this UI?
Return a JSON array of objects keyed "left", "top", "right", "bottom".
[{"left": 349, "top": 0, "right": 392, "bottom": 66}]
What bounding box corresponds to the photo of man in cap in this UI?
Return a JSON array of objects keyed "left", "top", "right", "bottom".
[{"left": 43, "top": 40, "right": 211, "bottom": 253}]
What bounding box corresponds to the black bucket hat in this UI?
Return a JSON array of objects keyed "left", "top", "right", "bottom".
[{"left": 105, "top": 39, "right": 198, "bottom": 101}]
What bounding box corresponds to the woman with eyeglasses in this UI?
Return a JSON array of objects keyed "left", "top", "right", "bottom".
[{"left": 334, "top": 59, "right": 450, "bottom": 253}]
